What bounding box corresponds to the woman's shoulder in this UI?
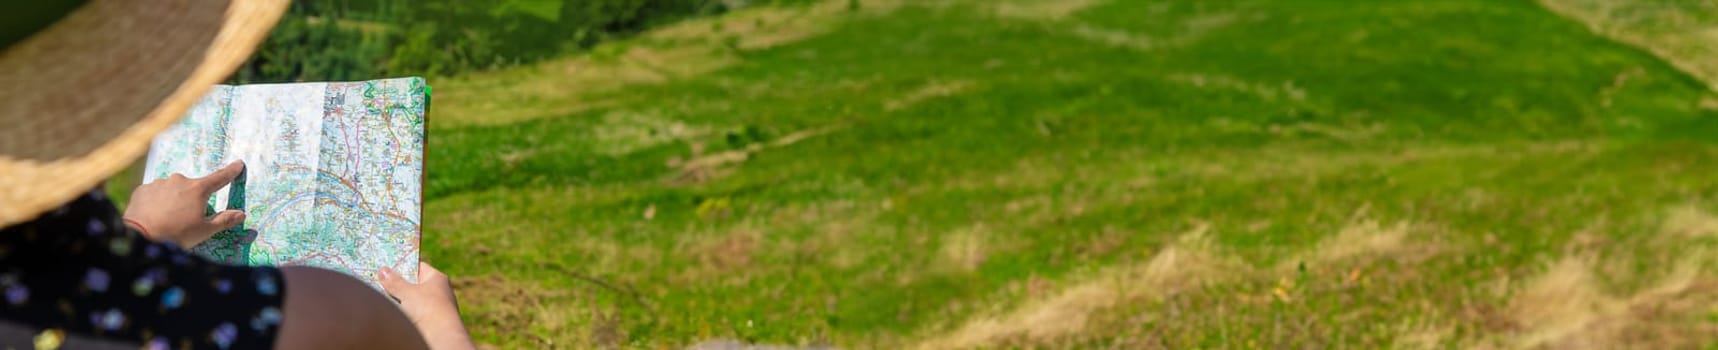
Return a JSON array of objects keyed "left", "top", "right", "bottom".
[{"left": 0, "top": 189, "right": 286, "bottom": 349}]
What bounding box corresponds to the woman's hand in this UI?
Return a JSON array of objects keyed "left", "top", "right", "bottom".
[
  {"left": 122, "top": 161, "right": 246, "bottom": 248},
  {"left": 379, "top": 262, "right": 475, "bottom": 350}
]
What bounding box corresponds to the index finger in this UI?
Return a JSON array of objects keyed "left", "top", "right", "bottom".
[{"left": 196, "top": 161, "right": 246, "bottom": 194}]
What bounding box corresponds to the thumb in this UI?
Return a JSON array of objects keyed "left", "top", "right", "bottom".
[
  {"left": 377, "top": 267, "right": 412, "bottom": 296},
  {"left": 418, "top": 261, "right": 442, "bottom": 278},
  {"left": 203, "top": 210, "right": 246, "bottom": 232}
]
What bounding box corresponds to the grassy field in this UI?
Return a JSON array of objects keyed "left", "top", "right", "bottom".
[
  {"left": 420, "top": 0, "right": 1718, "bottom": 348},
  {"left": 116, "top": 0, "right": 1718, "bottom": 347}
]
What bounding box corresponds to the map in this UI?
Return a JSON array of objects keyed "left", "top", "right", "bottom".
[{"left": 143, "top": 77, "right": 428, "bottom": 287}]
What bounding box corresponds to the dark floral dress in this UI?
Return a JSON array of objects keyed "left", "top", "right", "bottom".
[{"left": 0, "top": 189, "right": 283, "bottom": 349}]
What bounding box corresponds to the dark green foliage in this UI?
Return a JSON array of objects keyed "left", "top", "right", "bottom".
[
  {"left": 0, "top": 1, "right": 87, "bottom": 49},
  {"left": 233, "top": 0, "right": 728, "bottom": 83},
  {"left": 232, "top": 1, "right": 390, "bottom": 83}
]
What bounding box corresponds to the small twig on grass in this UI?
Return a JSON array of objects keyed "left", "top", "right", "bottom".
[{"left": 536, "top": 261, "right": 660, "bottom": 328}]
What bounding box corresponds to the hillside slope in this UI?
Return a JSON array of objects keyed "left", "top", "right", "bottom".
[{"left": 422, "top": 0, "right": 1718, "bottom": 347}]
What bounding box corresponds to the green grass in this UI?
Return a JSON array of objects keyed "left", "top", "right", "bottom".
[
  {"left": 119, "top": 0, "right": 1718, "bottom": 347},
  {"left": 422, "top": 0, "right": 1718, "bottom": 347}
]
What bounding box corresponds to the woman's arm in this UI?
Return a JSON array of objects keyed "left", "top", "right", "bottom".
[
  {"left": 275, "top": 267, "right": 431, "bottom": 349},
  {"left": 123, "top": 161, "right": 473, "bottom": 348},
  {"left": 379, "top": 262, "right": 476, "bottom": 350},
  {"left": 122, "top": 161, "right": 247, "bottom": 248}
]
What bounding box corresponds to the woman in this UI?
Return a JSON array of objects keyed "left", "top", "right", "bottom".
[{"left": 0, "top": 1, "right": 471, "bottom": 348}]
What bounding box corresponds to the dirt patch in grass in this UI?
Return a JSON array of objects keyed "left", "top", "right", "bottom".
[
  {"left": 456, "top": 274, "right": 576, "bottom": 347},
  {"left": 693, "top": 229, "right": 762, "bottom": 271}
]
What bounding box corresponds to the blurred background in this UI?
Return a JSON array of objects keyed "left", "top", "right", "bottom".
[
  {"left": 118, "top": 0, "right": 1718, "bottom": 348},
  {"left": 227, "top": 0, "right": 801, "bottom": 83}
]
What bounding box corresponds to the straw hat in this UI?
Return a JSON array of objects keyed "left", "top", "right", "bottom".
[{"left": 0, "top": 0, "right": 289, "bottom": 226}]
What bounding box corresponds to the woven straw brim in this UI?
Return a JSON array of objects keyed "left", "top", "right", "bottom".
[{"left": 0, "top": 0, "right": 289, "bottom": 226}]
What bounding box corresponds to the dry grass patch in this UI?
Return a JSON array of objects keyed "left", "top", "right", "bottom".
[
  {"left": 651, "top": 0, "right": 905, "bottom": 50},
  {"left": 1663, "top": 204, "right": 1718, "bottom": 239},
  {"left": 1539, "top": 0, "right": 1718, "bottom": 92},
  {"left": 884, "top": 80, "right": 972, "bottom": 111},
  {"left": 915, "top": 225, "right": 1238, "bottom": 349},
  {"left": 938, "top": 224, "right": 992, "bottom": 273},
  {"left": 432, "top": 46, "right": 733, "bottom": 127},
  {"left": 1449, "top": 205, "right": 1718, "bottom": 346},
  {"left": 1289, "top": 220, "right": 1415, "bottom": 269},
  {"left": 921, "top": 212, "right": 1450, "bottom": 348},
  {"left": 1392, "top": 321, "right": 1457, "bottom": 350},
  {"left": 457, "top": 274, "right": 587, "bottom": 347},
  {"left": 1477, "top": 251, "right": 1718, "bottom": 349},
  {"left": 1068, "top": 24, "right": 1168, "bottom": 52},
  {"left": 1168, "top": 73, "right": 1308, "bottom": 103},
  {"left": 590, "top": 110, "right": 715, "bottom": 157},
  {"left": 993, "top": 0, "right": 1105, "bottom": 21},
  {"left": 1066, "top": 11, "right": 1248, "bottom": 52},
  {"left": 1501, "top": 257, "right": 1622, "bottom": 348},
  {"left": 668, "top": 125, "right": 845, "bottom": 184},
  {"left": 689, "top": 228, "right": 764, "bottom": 272},
  {"left": 434, "top": 0, "right": 915, "bottom": 127}
]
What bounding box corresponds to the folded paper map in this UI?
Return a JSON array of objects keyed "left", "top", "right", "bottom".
[{"left": 143, "top": 77, "right": 428, "bottom": 287}]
